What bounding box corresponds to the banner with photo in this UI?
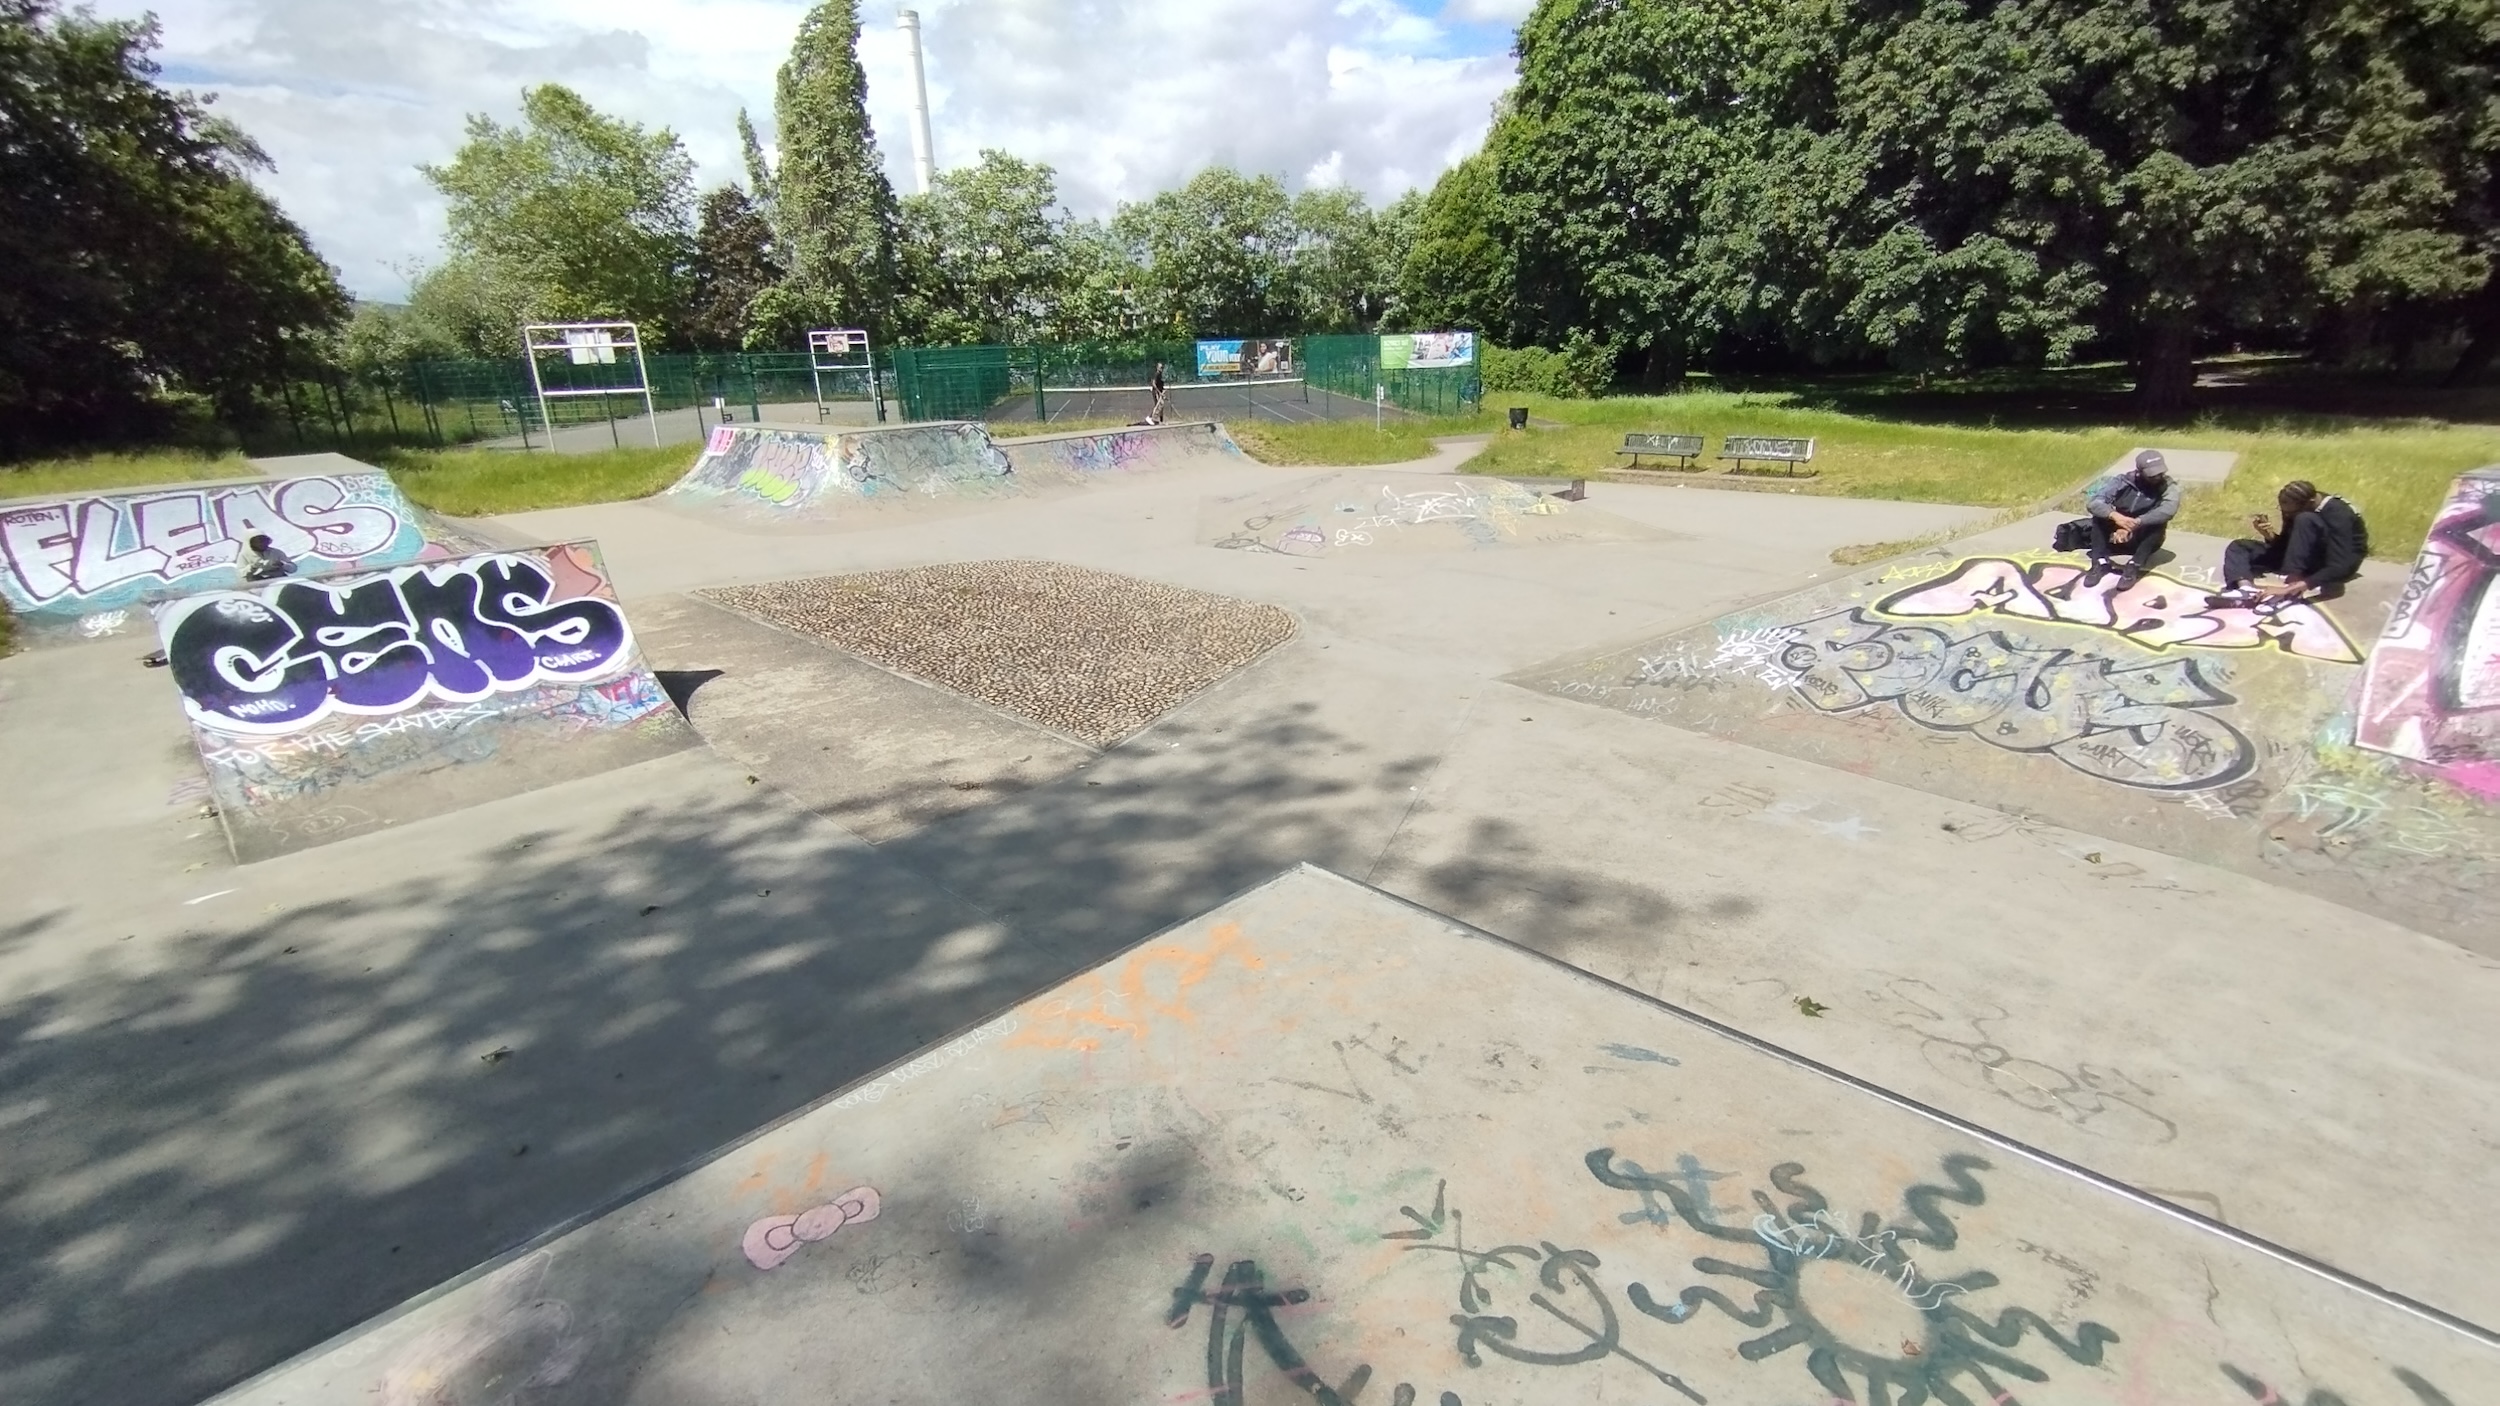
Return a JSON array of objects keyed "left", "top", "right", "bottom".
[
  {"left": 1194, "top": 339, "right": 1295, "bottom": 379},
  {"left": 1379, "top": 331, "right": 1477, "bottom": 370}
]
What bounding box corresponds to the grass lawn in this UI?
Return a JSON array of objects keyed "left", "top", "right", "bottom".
[
  {"left": 1471, "top": 383, "right": 2500, "bottom": 560},
  {"left": 0, "top": 449, "right": 256, "bottom": 501},
  {"left": 378, "top": 444, "right": 690, "bottom": 517},
  {"left": 1226, "top": 414, "right": 1488, "bottom": 465}
]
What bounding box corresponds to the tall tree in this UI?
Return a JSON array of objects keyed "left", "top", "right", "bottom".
[
  {"left": 736, "top": 107, "right": 778, "bottom": 218},
  {"left": 1395, "top": 153, "right": 1513, "bottom": 335},
  {"left": 774, "top": 0, "right": 898, "bottom": 334},
  {"left": 0, "top": 0, "right": 345, "bottom": 450},
  {"left": 894, "top": 150, "right": 1065, "bottom": 343},
  {"left": 686, "top": 185, "right": 784, "bottom": 350},
  {"left": 1287, "top": 185, "right": 1398, "bottom": 333},
  {"left": 1112, "top": 167, "right": 1295, "bottom": 336},
  {"left": 421, "top": 84, "right": 697, "bottom": 345}
]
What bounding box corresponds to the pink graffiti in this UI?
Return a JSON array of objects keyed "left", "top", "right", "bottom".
[
  {"left": 1878, "top": 557, "right": 2361, "bottom": 664},
  {"left": 2353, "top": 474, "right": 2500, "bottom": 781},
  {"left": 742, "top": 1185, "right": 881, "bottom": 1270}
]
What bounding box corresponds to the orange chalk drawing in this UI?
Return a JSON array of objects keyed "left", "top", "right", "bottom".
[{"left": 1009, "top": 922, "right": 1265, "bottom": 1053}]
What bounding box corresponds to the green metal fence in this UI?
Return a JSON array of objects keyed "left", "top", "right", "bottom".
[{"left": 1301, "top": 334, "right": 1484, "bottom": 416}]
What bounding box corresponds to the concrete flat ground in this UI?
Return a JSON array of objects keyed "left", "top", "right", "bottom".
[{"left": 2, "top": 441, "right": 2495, "bottom": 1404}]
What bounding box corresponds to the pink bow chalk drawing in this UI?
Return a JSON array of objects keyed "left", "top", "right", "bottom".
[{"left": 742, "top": 1185, "right": 882, "bottom": 1270}]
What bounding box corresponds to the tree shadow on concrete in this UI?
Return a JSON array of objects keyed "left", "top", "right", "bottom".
[{"left": 0, "top": 697, "right": 1412, "bottom": 1406}]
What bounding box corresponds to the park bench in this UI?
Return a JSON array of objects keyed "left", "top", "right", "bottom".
[
  {"left": 1720, "top": 435, "right": 1817, "bottom": 477},
  {"left": 1615, "top": 432, "right": 1705, "bottom": 470}
]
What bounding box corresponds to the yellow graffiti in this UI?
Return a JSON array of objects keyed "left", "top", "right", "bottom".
[{"left": 738, "top": 467, "right": 802, "bottom": 504}]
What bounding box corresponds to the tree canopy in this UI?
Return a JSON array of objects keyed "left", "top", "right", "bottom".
[
  {"left": 774, "top": 0, "right": 899, "bottom": 334},
  {"left": 0, "top": 0, "right": 345, "bottom": 451}
]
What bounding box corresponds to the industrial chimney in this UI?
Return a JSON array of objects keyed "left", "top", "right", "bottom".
[{"left": 897, "top": 9, "right": 937, "bottom": 195}]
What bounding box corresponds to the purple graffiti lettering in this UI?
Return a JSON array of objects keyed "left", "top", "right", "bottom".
[
  {"left": 162, "top": 553, "right": 634, "bottom": 734},
  {"left": 2355, "top": 477, "right": 2500, "bottom": 778}
]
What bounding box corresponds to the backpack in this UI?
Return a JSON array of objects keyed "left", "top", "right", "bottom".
[{"left": 2052, "top": 517, "right": 2093, "bottom": 553}]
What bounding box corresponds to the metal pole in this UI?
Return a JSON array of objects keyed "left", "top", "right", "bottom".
[{"left": 747, "top": 356, "right": 762, "bottom": 423}]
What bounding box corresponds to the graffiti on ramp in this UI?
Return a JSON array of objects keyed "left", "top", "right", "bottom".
[
  {"left": 154, "top": 540, "right": 693, "bottom": 860},
  {"left": 0, "top": 472, "right": 433, "bottom": 646},
  {"left": 2353, "top": 471, "right": 2500, "bottom": 797}
]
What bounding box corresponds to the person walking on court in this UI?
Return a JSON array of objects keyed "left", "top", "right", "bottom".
[
  {"left": 1149, "top": 362, "right": 1169, "bottom": 424},
  {"left": 2081, "top": 450, "right": 2181, "bottom": 587},
  {"left": 2207, "top": 481, "right": 2368, "bottom": 608}
]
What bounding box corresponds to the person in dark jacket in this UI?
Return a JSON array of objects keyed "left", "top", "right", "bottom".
[
  {"left": 242, "top": 533, "right": 298, "bottom": 581},
  {"left": 2207, "top": 481, "right": 2367, "bottom": 608},
  {"left": 2082, "top": 449, "right": 2182, "bottom": 587}
]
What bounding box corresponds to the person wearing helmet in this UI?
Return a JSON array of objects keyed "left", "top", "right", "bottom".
[
  {"left": 2207, "top": 481, "right": 2368, "bottom": 609},
  {"left": 2082, "top": 449, "right": 2182, "bottom": 587}
]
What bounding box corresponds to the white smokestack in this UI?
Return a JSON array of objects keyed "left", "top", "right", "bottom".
[{"left": 898, "top": 9, "right": 936, "bottom": 195}]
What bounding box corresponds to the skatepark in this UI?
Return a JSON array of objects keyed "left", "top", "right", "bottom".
[{"left": 1, "top": 423, "right": 2495, "bottom": 1404}]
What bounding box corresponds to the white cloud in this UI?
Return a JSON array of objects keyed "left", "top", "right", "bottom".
[{"left": 96, "top": 0, "right": 1519, "bottom": 302}]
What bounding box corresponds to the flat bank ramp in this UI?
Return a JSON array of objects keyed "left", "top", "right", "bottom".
[
  {"left": 1, "top": 469, "right": 438, "bottom": 648},
  {"left": 1514, "top": 527, "right": 2500, "bottom": 951},
  {"left": 154, "top": 540, "right": 695, "bottom": 862},
  {"left": 215, "top": 865, "right": 2493, "bottom": 1405},
  {"left": 657, "top": 419, "right": 1241, "bottom": 529}
]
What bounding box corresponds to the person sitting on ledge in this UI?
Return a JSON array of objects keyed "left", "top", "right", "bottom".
[
  {"left": 242, "top": 533, "right": 298, "bottom": 582},
  {"left": 2081, "top": 449, "right": 2181, "bottom": 588},
  {"left": 2206, "top": 481, "right": 2367, "bottom": 610}
]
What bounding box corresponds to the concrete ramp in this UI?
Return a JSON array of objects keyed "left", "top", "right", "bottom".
[
  {"left": 996, "top": 418, "right": 1244, "bottom": 484},
  {"left": 153, "top": 540, "right": 695, "bottom": 862},
  {"left": 212, "top": 865, "right": 2495, "bottom": 1404},
  {"left": 1, "top": 471, "right": 436, "bottom": 648},
  {"left": 1513, "top": 529, "right": 2499, "bottom": 950},
  {"left": 661, "top": 420, "right": 1248, "bottom": 530},
  {"left": 1200, "top": 470, "right": 1666, "bottom": 556},
  {"left": 2353, "top": 470, "right": 2500, "bottom": 797}
]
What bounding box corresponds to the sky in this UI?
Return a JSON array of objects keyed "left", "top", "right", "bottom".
[{"left": 95, "top": 0, "right": 1534, "bottom": 302}]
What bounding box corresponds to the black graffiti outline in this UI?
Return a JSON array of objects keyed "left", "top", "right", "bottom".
[
  {"left": 1167, "top": 1254, "right": 1462, "bottom": 1406},
  {"left": 1779, "top": 607, "right": 2259, "bottom": 792},
  {"left": 1384, "top": 1181, "right": 1706, "bottom": 1402},
  {"left": 164, "top": 552, "right": 632, "bottom": 734},
  {"left": 1588, "top": 1149, "right": 2118, "bottom": 1405}
]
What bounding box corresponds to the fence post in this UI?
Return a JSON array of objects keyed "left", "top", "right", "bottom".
[
  {"left": 746, "top": 356, "right": 763, "bottom": 423},
  {"left": 1032, "top": 346, "right": 1045, "bottom": 422}
]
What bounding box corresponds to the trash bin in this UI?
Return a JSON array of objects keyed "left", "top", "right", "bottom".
[{"left": 1507, "top": 406, "right": 1529, "bottom": 430}]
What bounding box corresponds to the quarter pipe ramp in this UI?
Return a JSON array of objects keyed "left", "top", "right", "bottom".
[
  {"left": 1, "top": 470, "right": 437, "bottom": 648},
  {"left": 154, "top": 539, "right": 695, "bottom": 861}
]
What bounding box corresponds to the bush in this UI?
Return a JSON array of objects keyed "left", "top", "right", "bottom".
[{"left": 1481, "top": 339, "right": 1615, "bottom": 399}]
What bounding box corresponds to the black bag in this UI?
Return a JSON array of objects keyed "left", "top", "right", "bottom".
[{"left": 2052, "top": 517, "right": 2093, "bottom": 552}]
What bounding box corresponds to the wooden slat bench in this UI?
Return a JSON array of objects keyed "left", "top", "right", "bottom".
[
  {"left": 1720, "top": 435, "right": 1817, "bottom": 477},
  {"left": 1615, "top": 432, "right": 1705, "bottom": 471}
]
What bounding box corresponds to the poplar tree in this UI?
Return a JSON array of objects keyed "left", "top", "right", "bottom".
[{"left": 773, "top": 0, "right": 897, "bottom": 332}]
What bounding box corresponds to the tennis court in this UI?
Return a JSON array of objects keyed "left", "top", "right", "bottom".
[{"left": 984, "top": 377, "right": 1406, "bottom": 425}]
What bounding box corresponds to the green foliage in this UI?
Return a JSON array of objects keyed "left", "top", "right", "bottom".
[
  {"left": 1287, "top": 185, "right": 1403, "bottom": 333},
  {"left": 895, "top": 151, "right": 1067, "bottom": 344},
  {"left": 0, "top": 0, "right": 347, "bottom": 455},
  {"left": 419, "top": 84, "right": 697, "bottom": 347},
  {"left": 1481, "top": 342, "right": 1609, "bottom": 399},
  {"left": 736, "top": 108, "right": 777, "bottom": 217},
  {"left": 1113, "top": 167, "right": 1296, "bottom": 335},
  {"left": 341, "top": 303, "right": 458, "bottom": 382},
  {"left": 775, "top": 0, "right": 898, "bottom": 332},
  {"left": 0, "top": 447, "right": 253, "bottom": 498},
  {"left": 1487, "top": 0, "right": 2499, "bottom": 409},
  {"left": 686, "top": 185, "right": 783, "bottom": 350},
  {"left": 1396, "top": 154, "right": 1512, "bottom": 335}
]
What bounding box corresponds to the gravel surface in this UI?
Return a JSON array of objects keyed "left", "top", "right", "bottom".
[{"left": 702, "top": 561, "right": 1297, "bottom": 747}]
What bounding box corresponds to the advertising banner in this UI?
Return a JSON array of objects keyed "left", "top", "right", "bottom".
[
  {"left": 1380, "top": 331, "right": 1477, "bottom": 371},
  {"left": 1194, "top": 339, "right": 1295, "bottom": 379}
]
